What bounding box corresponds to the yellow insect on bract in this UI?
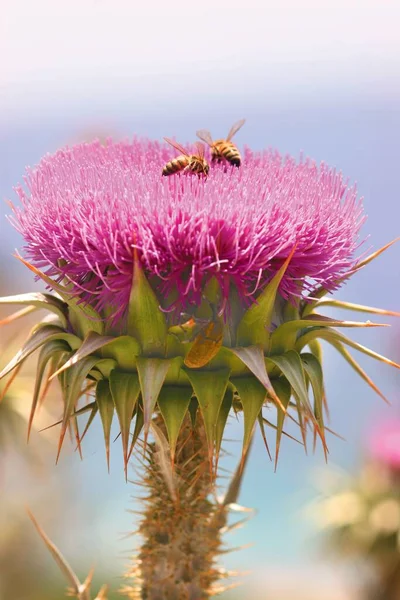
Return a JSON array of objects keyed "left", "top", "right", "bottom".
[{"left": 184, "top": 321, "right": 223, "bottom": 369}]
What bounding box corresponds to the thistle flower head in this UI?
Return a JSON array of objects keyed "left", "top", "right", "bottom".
[
  {"left": 11, "top": 139, "right": 364, "bottom": 317},
  {"left": 369, "top": 419, "right": 400, "bottom": 469},
  {"left": 1, "top": 135, "right": 398, "bottom": 473}
]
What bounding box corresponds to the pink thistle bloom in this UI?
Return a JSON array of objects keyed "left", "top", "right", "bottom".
[
  {"left": 10, "top": 139, "right": 365, "bottom": 318},
  {"left": 369, "top": 419, "right": 400, "bottom": 469}
]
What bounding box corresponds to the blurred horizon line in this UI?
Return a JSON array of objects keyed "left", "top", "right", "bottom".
[{"left": 2, "top": 63, "right": 400, "bottom": 126}]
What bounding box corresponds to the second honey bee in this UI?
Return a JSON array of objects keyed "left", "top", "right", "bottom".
[
  {"left": 162, "top": 138, "right": 209, "bottom": 177},
  {"left": 196, "top": 119, "right": 245, "bottom": 167}
]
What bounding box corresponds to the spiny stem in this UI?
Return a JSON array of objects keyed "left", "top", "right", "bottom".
[{"left": 123, "top": 411, "right": 239, "bottom": 599}]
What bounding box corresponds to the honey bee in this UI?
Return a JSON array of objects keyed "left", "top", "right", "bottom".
[
  {"left": 196, "top": 119, "right": 246, "bottom": 167},
  {"left": 162, "top": 138, "right": 209, "bottom": 177},
  {"left": 184, "top": 319, "right": 224, "bottom": 369}
]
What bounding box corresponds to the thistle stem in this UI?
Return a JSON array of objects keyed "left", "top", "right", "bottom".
[{"left": 124, "top": 412, "right": 225, "bottom": 599}]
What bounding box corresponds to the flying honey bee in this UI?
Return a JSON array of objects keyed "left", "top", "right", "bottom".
[
  {"left": 184, "top": 319, "right": 224, "bottom": 369},
  {"left": 196, "top": 119, "right": 246, "bottom": 167},
  {"left": 162, "top": 138, "right": 209, "bottom": 177}
]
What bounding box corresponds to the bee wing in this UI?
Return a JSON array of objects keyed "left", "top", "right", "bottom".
[
  {"left": 164, "top": 137, "right": 189, "bottom": 157},
  {"left": 184, "top": 321, "right": 223, "bottom": 369},
  {"left": 226, "top": 119, "right": 246, "bottom": 142},
  {"left": 196, "top": 129, "right": 214, "bottom": 147},
  {"left": 194, "top": 141, "right": 205, "bottom": 159}
]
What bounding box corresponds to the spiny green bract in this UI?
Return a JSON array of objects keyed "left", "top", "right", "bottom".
[{"left": 0, "top": 242, "right": 399, "bottom": 474}]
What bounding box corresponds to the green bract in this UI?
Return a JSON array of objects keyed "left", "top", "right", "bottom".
[{"left": 0, "top": 244, "right": 399, "bottom": 475}]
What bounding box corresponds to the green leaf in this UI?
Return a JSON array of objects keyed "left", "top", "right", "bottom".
[
  {"left": 136, "top": 357, "right": 172, "bottom": 441},
  {"left": 233, "top": 376, "right": 267, "bottom": 461},
  {"left": 230, "top": 345, "right": 285, "bottom": 409},
  {"left": 261, "top": 412, "right": 303, "bottom": 445},
  {"left": 127, "top": 253, "right": 167, "bottom": 356},
  {"left": 38, "top": 402, "right": 96, "bottom": 433},
  {"left": 15, "top": 254, "right": 104, "bottom": 336},
  {"left": 85, "top": 369, "right": 103, "bottom": 382},
  {"left": 0, "top": 324, "right": 80, "bottom": 380},
  {"left": 31, "top": 313, "right": 64, "bottom": 328},
  {"left": 109, "top": 370, "right": 141, "bottom": 474},
  {"left": 188, "top": 397, "right": 198, "bottom": 428},
  {"left": 77, "top": 402, "right": 98, "bottom": 445},
  {"left": 57, "top": 356, "right": 101, "bottom": 462},
  {"left": 96, "top": 380, "right": 115, "bottom": 471},
  {"left": 351, "top": 238, "right": 400, "bottom": 271},
  {"left": 91, "top": 358, "right": 117, "bottom": 379},
  {"left": 223, "top": 284, "right": 245, "bottom": 348},
  {"left": 129, "top": 399, "right": 144, "bottom": 459},
  {"left": 236, "top": 246, "right": 296, "bottom": 348},
  {"left": 301, "top": 353, "right": 324, "bottom": 411},
  {"left": 308, "top": 298, "right": 400, "bottom": 318},
  {"left": 301, "top": 352, "right": 327, "bottom": 456},
  {"left": 211, "top": 346, "right": 251, "bottom": 376},
  {"left": 100, "top": 335, "right": 140, "bottom": 370},
  {"left": 50, "top": 331, "right": 116, "bottom": 378},
  {"left": 271, "top": 378, "right": 293, "bottom": 468},
  {"left": 210, "top": 440, "right": 254, "bottom": 532},
  {"left": 325, "top": 340, "right": 389, "bottom": 404},
  {"left": 268, "top": 351, "right": 321, "bottom": 447},
  {"left": 270, "top": 314, "right": 387, "bottom": 355},
  {"left": 158, "top": 386, "right": 193, "bottom": 462},
  {"left": 221, "top": 437, "right": 253, "bottom": 507},
  {"left": 308, "top": 339, "right": 323, "bottom": 363},
  {"left": 163, "top": 356, "right": 186, "bottom": 385},
  {"left": 296, "top": 328, "right": 400, "bottom": 370},
  {"left": 0, "top": 292, "right": 68, "bottom": 327},
  {"left": 28, "top": 339, "right": 70, "bottom": 440},
  {"left": 215, "top": 388, "right": 233, "bottom": 465},
  {"left": 268, "top": 351, "right": 312, "bottom": 414},
  {"left": 70, "top": 405, "right": 84, "bottom": 460},
  {"left": 184, "top": 368, "right": 231, "bottom": 459},
  {"left": 196, "top": 277, "right": 222, "bottom": 320},
  {"left": 257, "top": 414, "right": 272, "bottom": 460},
  {"left": 302, "top": 237, "right": 400, "bottom": 315}
]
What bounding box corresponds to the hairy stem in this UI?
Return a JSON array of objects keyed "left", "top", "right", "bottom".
[{"left": 123, "top": 411, "right": 228, "bottom": 600}]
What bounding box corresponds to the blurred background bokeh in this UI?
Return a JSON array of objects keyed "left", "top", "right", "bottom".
[{"left": 1, "top": 1, "right": 400, "bottom": 598}]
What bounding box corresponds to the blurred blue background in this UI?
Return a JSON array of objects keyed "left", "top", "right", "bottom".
[{"left": 1, "top": 1, "right": 400, "bottom": 598}]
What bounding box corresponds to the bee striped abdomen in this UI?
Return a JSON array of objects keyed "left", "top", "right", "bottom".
[
  {"left": 162, "top": 155, "right": 189, "bottom": 176},
  {"left": 212, "top": 141, "right": 241, "bottom": 167}
]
